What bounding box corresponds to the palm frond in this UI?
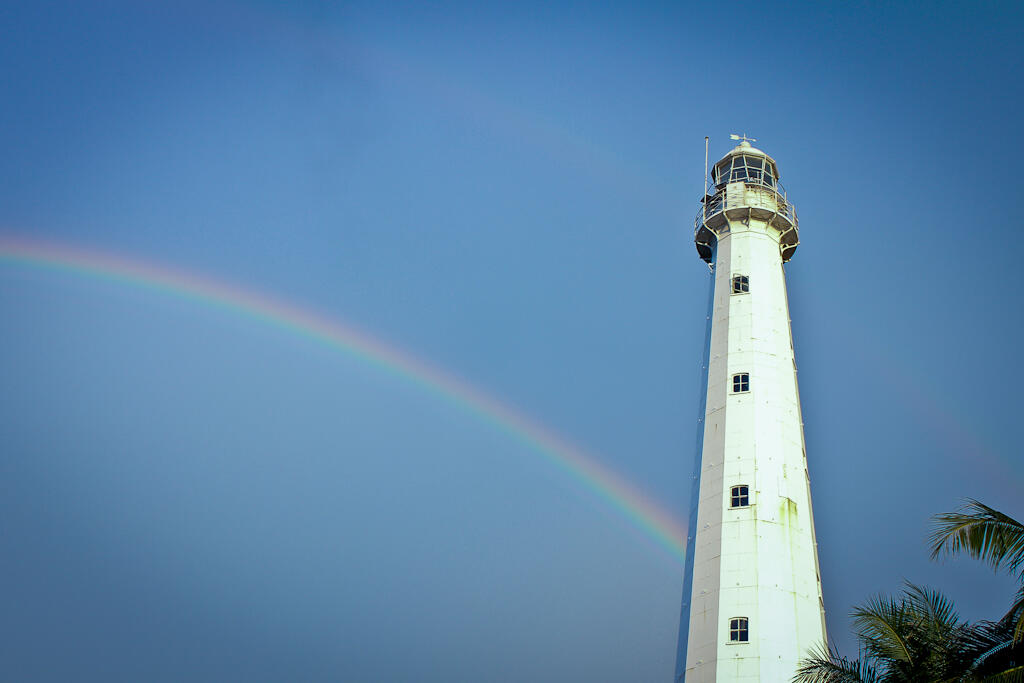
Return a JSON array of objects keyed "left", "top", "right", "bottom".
[
  {"left": 960, "top": 619, "right": 1016, "bottom": 676},
  {"left": 793, "top": 644, "right": 879, "bottom": 683},
  {"left": 980, "top": 664, "right": 1024, "bottom": 683},
  {"left": 1006, "top": 584, "right": 1024, "bottom": 644},
  {"left": 852, "top": 593, "right": 914, "bottom": 665},
  {"left": 905, "top": 581, "right": 961, "bottom": 631},
  {"left": 930, "top": 500, "right": 1024, "bottom": 576}
]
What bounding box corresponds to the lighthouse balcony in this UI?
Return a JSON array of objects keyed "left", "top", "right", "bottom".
[{"left": 694, "top": 183, "right": 799, "bottom": 263}]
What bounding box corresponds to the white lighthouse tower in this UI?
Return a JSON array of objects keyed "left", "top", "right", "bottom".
[{"left": 675, "top": 137, "right": 826, "bottom": 682}]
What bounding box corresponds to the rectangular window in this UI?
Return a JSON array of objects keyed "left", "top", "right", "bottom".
[
  {"left": 732, "top": 373, "right": 750, "bottom": 393},
  {"left": 731, "top": 275, "right": 749, "bottom": 294},
  {"left": 729, "top": 618, "right": 749, "bottom": 642},
  {"left": 730, "top": 485, "right": 749, "bottom": 508}
]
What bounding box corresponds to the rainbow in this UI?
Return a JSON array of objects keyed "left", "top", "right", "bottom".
[{"left": 0, "top": 235, "right": 686, "bottom": 562}]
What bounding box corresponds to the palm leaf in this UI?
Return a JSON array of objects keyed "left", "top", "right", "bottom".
[
  {"left": 902, "top": 583, "right": 970, "bottom": 678},
  {"left": 960, "top": 619, "right": 1016, "bottom": 676},
  {"left": 851, "top": 593, "right": 914, "bottom": 665},
  {"left": 981, "top": 664, "right": 1024, "bottom": 682},
  {"left": 793, "top": 644, "right": 879, "bottom": 683},
  {"left": 930, "top": 500, "right": 1024, "bottom": 576},
  {"left": 905, "top": 582, "right": 960, "bottom": 628},
  {"left": 1007, "top": 585, "right": 1024, "bottom": 644}
]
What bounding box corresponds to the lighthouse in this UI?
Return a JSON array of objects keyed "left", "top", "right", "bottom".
[{"left": 675, "top": 137, "right": 826, "bottom": 682}]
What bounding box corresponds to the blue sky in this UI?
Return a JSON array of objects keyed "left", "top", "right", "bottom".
[{"left": 1, "top": 1, "right": 1022, "bottom": 680}]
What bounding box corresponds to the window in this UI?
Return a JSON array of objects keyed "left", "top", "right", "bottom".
[
  {"left": 742, "top": 156, "right": 764, "bottom": 183},
  {"left": 729, "top": 617, "right": 749, "bottom": 642},
  {"left": 731, "top": 275, "right": 749, "bottom": 294},
  {"left": 730, "top": 485, "right": 749, "bottom": 508},
  {"left": 732, "top": 373, "right": 750, "bottom": 393},
  {"left": 742, "top": 156, "right": 763, "bottom": 171},
  {"left": 713, "top": 153, "right": 779, "bottom": 188}
]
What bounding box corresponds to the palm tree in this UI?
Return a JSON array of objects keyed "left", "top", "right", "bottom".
[
  {"left": 793, "top": 583, "right": 1024, "bottom": 681},
  {"left": 794, "top": 583, "right": 1001, "bottom": 682},
  {"left": 794, "top": 501, "right": 1024, "bottom": 681},
  {"left": 931, "top": 500, "right": 1024, "bottom": 643}
]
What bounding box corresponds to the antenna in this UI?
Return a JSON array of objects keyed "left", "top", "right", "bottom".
[
  {"left": 730, "top": 133, "right": 757, "bottom": 144},
  {"left": 703, "top": 136, "right": 709, "bottom": 199},
  {"left": 703, "top": 136, "right": 711, "bottom": 272}
]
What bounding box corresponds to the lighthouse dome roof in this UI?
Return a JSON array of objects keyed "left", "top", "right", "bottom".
[{"left": 725, "top": 139, "right": 769, "bottom": 159}]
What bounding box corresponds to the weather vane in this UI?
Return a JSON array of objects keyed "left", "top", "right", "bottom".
[{"left": 730, "top": 133, "right": 757, "bottom": 144}]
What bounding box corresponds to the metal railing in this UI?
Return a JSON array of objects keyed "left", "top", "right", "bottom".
[{"left": 695, "top": 179, "right": 796, "bottom": 236}]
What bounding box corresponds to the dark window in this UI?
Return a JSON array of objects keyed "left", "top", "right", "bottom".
[
  {"left": 730, "top": 618, "right": 749, "bottom": 642},
  {"left": 732, "top": 373, "right": 750, "bottom": 393},
  {"left": 732, "top": 275, "right": 749, "bottom": 294},
  {"left": 730, "top": 485, "right": 749, "bottom": 508},
  {"left": 714, "top": 161, "right": 732, "bottom": 184}
]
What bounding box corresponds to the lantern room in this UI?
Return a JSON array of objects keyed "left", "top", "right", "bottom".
[
  {"left": 694, "top": 140, "right": 799, "bottom": 264},
  {"left": 712, "top": 147, "right": 779, "bottom": 189}
]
